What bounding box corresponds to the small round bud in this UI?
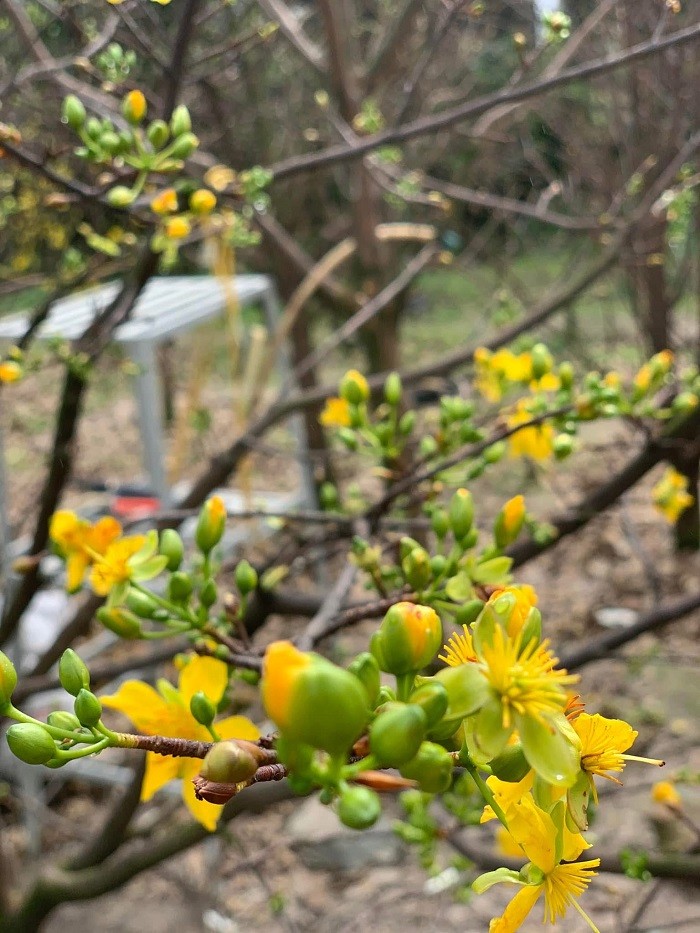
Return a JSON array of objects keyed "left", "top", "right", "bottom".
[
  {"left": 449, "top": 488, "right": 474, "bottom": 541},
  {"left": 106, "top": 186, "right": 136, "bottom": 208},
  {"left": 337, "top": 784, "right": 381, "bottom": 830},
  {"left": 672, "top": 391, "right": 698, "bottom": 414},
  {"left": 74, "top": 689, "right": 102, "bottom": 727},
  {"left": 319, "top": 482, "right": 340, "bottom": 510},
  {"left": 431, "top": 509, "right": 450, "bottom": 540},
  {"left": 384, "top": 372, "right": 402, "bottom": 406},
  {"left": 400, "top": 741, "right": 454, "bottom": 793},
  {"left": 558, "top": 361, "right": 575, "bottom": 390},
  {"left": 0, "top": 651, "right": 18, "bottom": 707},
  {"left": 339, "top": 370, "right": 370, "bottom": 405},
  {"left": 62, "top": 95, "right": 86, "bottom": 131},
  {"left": 483, "top": 441, "right": 506, "bottom": 464},
  {"left": 147, "top": 119, "right": 170, "bottom": 149},
  {"left": 159, "top": 528, "right": 184, "bottom": 571},
  {"left": 531, "top": 343, "right": 553, "bottom": 379},
  {"left": 190, "top": 691, "right": 216, "bottom": 727},
  {"left": 553, "top": 434, "right": 575, "bottom": 460},
  {"left": 347, "top": 652, "right": 381, "bottom": 706},
  {"left": 200, "top": 740, "right": 258, "bottom": 783},
  {"left": 195, "top": 496, "right": 226, "bottom": 553},
  {"left": 488, "top": 744, "right": 530, "bottom": 783},
  {"left": 189, "top": 189, "right": 216, "bottom": 215},
  {"left": 6, "top": 724, "right": 57, "bottom": 765},
  {"left": 408, "top": 682, "right": 449, "bottom": 728},
  {"left": 47, "top": 711, "right": 82, "bottom": 732},
  {"left": 58, "top": 649, "right": 90, "bottom": 696},
  {"left": 235, "top": 559, "right": 258, "bottom": 596},
  {"left": 99, "top": 131, "right": 121, "bottom": 155},
  {"left": 398, "top": 410, "right": 416, "bottom": 435},
  {"left": 122, "top": 89, "right": 146, "bottom": 124},
  {"left": 370, "top": 703, "right": 426, "bottom": 766},
  {"left": 168, "top": 571, "right": 193, "bottom": 602},
  {"left": 169, "top": 132, "right": 199, "bottom": 159},
  {"left": 370, "top": 602, "right": 442, "bottom": 676},
  {"left": 402, "top": 547, "right": 432, "bottom": 591},
  {"left": 97, "top": 606, "right": 143, "bottom": 639},
  {"left": 170, "top": 104, "right": 192, "bottom": 137},
  {"left": 199, "top": 579, "right": 218, "bottom": 608}
]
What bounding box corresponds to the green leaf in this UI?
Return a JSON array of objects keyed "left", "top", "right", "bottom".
[
  {"left": 471, "top": 556, "right": 512, "bottom": 584},
  {"left": 517, "top": 713, "right": 581, "bottom": 788},
  {"left": 472, "top": 867, "right": 524, "bottom": 894},
  {"left": 130, "top": 555, "right": 168, "bottom": 582},
  {"left": 445, "top": 571, "right": 474, "bottom": 602}
]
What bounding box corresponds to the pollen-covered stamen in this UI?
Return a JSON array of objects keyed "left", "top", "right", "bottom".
[{"left": 438, "top": 625, "right": 477, "bottom": 666}]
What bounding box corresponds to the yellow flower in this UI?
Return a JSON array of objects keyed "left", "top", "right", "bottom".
[
  {"left": 480, "top": 771, "right": 534, "bottom": 824},
  {"left": 487, "top": 585, "right": 538, "bottom": 638},
  {"left": 150, "top": 188, "right": 178, "bottom": 215},
  {"left": 189, "top": 189, "right": 216, "bottom": 215},
  {"left": 204, "top": 164, "right": 236, "bottom": 191},
  {"left": 439, "top": 624, "right": 477, "bottom": 666},
  {"left": 319, "top": 397, "right": 351, "bottom": 428},
  {"left": 652, "top": 466, "right": 694, "bottom": 523},
  {"left": 633, "top": 363, "right": 652, "bottom": 393},
  {"left": 651, "top": 780, "right": 682, "bottom": 809},
  {"left": 89, "top": 535, "right": 146, "bottom": 596},
  {"left": 507, "top": 401, "right": 554, "bottom": 460},
  {"left": 530, "top": 372, "right": 560, "bottom": 393},
  {"left": 572, "top": 712, "right": 663, "bottom": 800},
  {"left": 473, "top": 348, "right": 533, "bottom": 402},
  {"left": 164, "top": 216, "right": 191, "bottom": 239},
  {"left": 102, "top": 656, "right": 259, "bottom": 830},
  {"left": 0, "top": 361, "right": 22, "bottom": 383},
  {"left": 49, "top": 510, "right": 122, "bottom": 593}
]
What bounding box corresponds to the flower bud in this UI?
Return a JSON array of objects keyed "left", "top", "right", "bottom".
[
  {"left": 58, "top": 649, "right": 90, "bottom": 696},
  {"left": 672, "top": 391, "right": 698, "bottom": 414},
  {"left": 453, "top": 600, "right": 484, "bottom": 626},
  {"left": 558, "top": 361, "right": 574, "bottom": 390},
  {"left": 370, "top": 602, "right": 442, "bottom": 676},
  {"left": 493, "top": 495, "right": 525, "bottom": 549},
  {"left": 74, "top": 689, "right": 102, "bottom": 727},
  {"left": 384, "top": 372, "right": 402, "bottom": 406},
  {"left": 147, "top": 119, "right": 170, "bottom": 149},
  {"left": 488, "top": 743, "right": 530, "bottom": 782},
  {"left": 106, "top": 186, "right": 136, "bottom": 208},
  {"left": 337, "top": 784, "right": 381, "bottom": 830},
  {"left": 122, "top": 89, "right": 146, "bottom": 124},
  {"left": 97, "top": 606, "right": 143, "bottom": 639},
  {"left": 199, "top": 579, "right": 218, "bottom": 608},
  {"left": 339, "top": 369, "right": 370, "bottom": 405},
  {"left": 0, "top": 651, "right": 17, "bottom": 707},
  {"left": 235, "top": 559, "right": 258, "bottom": 596},
  {"left": 99, "top": 131, "right": 121, "bottom": 155},
  {"left": 170, "top": 104, "right": 192, "bottom": 137},
  {"left": 261, "top": 641, "right": 369, "bottom": 755},
  {"left": 169, "top": 132, "right": 199, "bottom": 159},
  {"left": 190, "top": 691, "right": 216, "bottom": 727},
  {"left": 408, "top": 681, "right": 449, "bottom": 727},
  {"left": 449, "top": 489, "right": 474, "bottom": 541},
  {"left": 553, "top": 434, "right": 575, "bottom": 460},
  {"left": 483, "top": 441, "right": 507, "bottom": 464},
  {"left": 400, "top": 741, "right": 454, "bottom": 793},
  {"left": 47, "top": 711, "right": 82, "bottom": 732},
  {"left": 369, "top": 703, "right": 426, "bottom": 766},
  {"left": 189, "top": 189, "right": 216, "bottom": 215},
  {"left": 319, "top": 482, "right": 339, "bottom": 510},
  {"left": 160, "top": 528, "right": 184, "bottom": 570},
  {"left": 531, "top": 343, "right": 553, "bottom": 379},
  {"left": 431, "top": 509, "right": 450, "bottom": 540},
  {"left": 168, "top": 571, "right": 193, "bottom": 602},
  {"left": 337, "top": 428, "right": 358, "bottom": 450},
  {"left": 62, "top": 95, "right": 86, "bottom": 131},
  {"left": 432, "top": 663, "right": 490, "bottom": 724},
  {"left": 402, "top": 547, "right": 432, "bottom": 591},
  {"left": 6, "top": 724, "right": 57, "bottom": 765},
  {"left": 430, "top": 555, "right": 447, "bottom": 577},
  {"left": 399, "top": 536, "right": 422, "bottom": 562},
  {"left": 125, "top": 587, "right": 162, "bottom": 618},
  {"left": 200, "top": 740, "right": 259, "bottom": 784},
  {"left": 195, "top": 496, "right": 226, "bottom": 553},
  {"left": 347, "top": 652, "right": 381, "bottom": 706}
]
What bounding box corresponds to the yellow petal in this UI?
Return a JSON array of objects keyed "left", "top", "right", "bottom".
[
  {"left": 101, "top": 680, "right": 172, "bottom": 734},
  {"left": 216, "top": 715, "right": 261, "bottom": 742},
  {"left": 65, "top": 551, "right": 89, "bottom": 593},
  {"left": 181, "top": 759, "right": 222, "bottom": 831},
  {"left": 178, "top": 655, "right": 229, "bottom": 707},
  {"left": 505, "top": 796, "right": 558, "bottom": 874},
  {"left": 490, "top": 883, "right": 542, "bottom": 933},
  {"left": 141, "top": 752, "right": 180, "bottom": 802}
]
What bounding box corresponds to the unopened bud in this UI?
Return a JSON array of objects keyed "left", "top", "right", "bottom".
[
  {"left": 235, "top": 559, "right": 258, "bottom": 596},
  {"left": 200, "top": 739, "right": 259, "bottom": 784},
  {"left": 62, "top": 95, "right": 86, "bottom": 131},
  {"left": 384, "top": 372, "right": 402, "bottom": 406},
  {"left": 168, "top": 571, "right": 193, "bottom": 602},
  {"left": 195, "top": 496, "right": 226, "bottom": 553},
  {"left": 97, "top": 606, "right": 143, "bottom": 639},
  {"left": 106, "top": 186, "right": 135, "bottom": 208},
  {"left": 400, "top": 741, "right": 454, "bottom": 793},
  {"left": 339, "top": 369, "right": 370, "bottom": 405},
  {"left": 6, "top": 724, "right": 57, "bottom": 765},
  {"left": 147, "top": 119, "right": 169, "bottom": 149},
  {"left": 58, "top": 649, "right": 90, "bottom": 696},
  {"left": 0, "top": 651, "right": 17, "bottom": 707},
  {"left": 169, "top": 132, "right": 199, "bottom": 159},
  {"left": 338, "top": 784, "right": 381, "bottom": 829},
  {"left": 190, "top": 691, "right": 216, "bottom": 727},
  {"left": 449, "top": 488, "right": 474, "bottom": 541},
  {"left": 170, "top": 104, "right": 192, "bottom": 137},
  {"left": 402, "top": 547, "right": 432, "bottom": 591},
  {"left": 74, "top": 689, "right": 102, "bottom": 726},
  {"left": 370, "top": 703, "right": 426, "bottom": 766},
  {"left": 122, "top": 89, "right": 146, "bottom": 124},
  {"left": 347, "top": 652, "right": 381, "bottom": 706}
]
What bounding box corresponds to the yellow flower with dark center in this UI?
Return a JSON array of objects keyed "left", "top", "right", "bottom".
[
  {"left": 49, "top": 510, "right": 123, "bottom": 593},
  {"left": 102, "top": 655, "right": 259, "bottom": 830},
  {"left": 479, "top": 628, "right": 577, "bottom": 730},
  {"left": 151, "top": 188, "right": 178, "bottom": 215},
  {"left": 89, "top": 535, "right": 146, "bottom": 596},
  {"left": 164, "top": 216, "right": 191, "bottom": 239},
  {"left": 319, "top": 397, "right": 351, "bottom": 428},
  {"left": 439, "top": 624, "right": 477, "bottom": 666},
  {"left": 506, "top": 401, "right": 554, "bottom": 461},
  {"left": 652, "top": 466, "right": 694, "bottom": 524}
]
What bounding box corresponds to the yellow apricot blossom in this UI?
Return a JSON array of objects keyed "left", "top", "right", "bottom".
[
  {"left": 102, "top": 656, "right": 259, "bottom": 830},
  {"left": 319, "top": 397, "right": 351, "bottom": 428},
  {"left": 164, "top": 216, "right": 191, "bottom": 239},
  {"left": 49, "top": 510, "right": 122, "bottom": 593},
  {"left": 150, "top": 188, "right": 178, "bottom": 215},
  {"left": 189, "top": 189, "right": 216, "bottom": 215},
  {"left": 652, "top": 467, "right": 694, "bottom": 523},
  {"left": 89, "top": 535, "right": 147, "bottom": 596},
  {"left": 506, "top": 401, "right": 555, "bottom": 460},
  {"left": 651, "top": 780, "right": 682, "bottom": 809}
]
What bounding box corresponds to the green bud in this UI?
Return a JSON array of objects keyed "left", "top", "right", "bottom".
[
  {"left": 106, "top": 186, "right": 136, "bottom": 208},
  {"left": 99, "top": 131, "right": 121, "bottom": 155},
  {"left": 347, "top": 652, "right": 381, "bottom": 706},
  {"left": 384, "top": 372, "right": 402, "bottom": 406},
  {"left": 400, "top": 741, "right": 454, "bottom": 793},
  {"left": 147, "top": 119, "right": 170, "bottom": 149},
  {"left": 370, "top": 602, "right": 442, "bottom": 676},
  {"left": 370, "top": 703, "right": 426, "bottom": 766},
  {"left": 488, "top": 744, "right": 530, "bottom": 783},
  {"left": 431, "top": 509, "right": 449, "bottom": 540},
  {"left": 195, "top": 496, "right": 226, "bottom": 553},
  {"left": 63, "top": 95, "right": 86, "bottom": 131},
  {"left": 398, "top": 411, "right": 416, "bottom": 435},
  {"left": 199, "top": 579, "right": 218, "bottom": 608},
  {"left": 531, "top": 343, "right": 553, "bottom": 379},
  {"left": 125, "top": 588, "right": 161, "bottom": 619},
  {"left": 169, "top": 132, "right": 199, "bottom": 159},
  {"left": 483, "top": 441, "right": 507, "bottom": 464},
  {"left": 399, "top": 536, "right": 422, "bottom": 562},
  {"left": 0, "top": 651, "right": 17, "bottom": 707},
  {"left": 74, "top": 689, "right": 102, "bottom": 727},
  {"left": 449, "top": 489, "right": 474, "bottom": 541},
  {"left": 170, "top": 104, "right": 192, "bottom": 137},
  {"left": 337, "top": 428, "right": 358, "bottom": 450},
  {"left": 86, "top": 117, "right": 102, "bottom": 139},
  {"left": 97, "top": 606, "right": 143, "bottom": 639},
  {"left": 553, "top": 434, "right": 575, "bottom": 460},
  {"left": 168, "top": 571, "right": 193, "bottom": 602},
  {"left": 59, "top": 649, "right": 90, "bottom": 696},
  {"left": 319, "top": 482, "right": 339, "bottom": 510},
  {"left": 200, "top": 740, "right": 258, "bottom": 783},
  {"left": 420, "top": 436, "right": 438, "bottom": 457},
  {"left": 558, "top": 362, "right": 574, "bottom": 390},
  {"left": 235, "top": 559, "right": 258, "bottom": 596},
  {"left": 190, "top": 691, "right": 216, "bottom": 727},
  {"left": 408, "top": 682, "right": 449, "bottom": 727},
  {"left": 430, "top": 555, "right": 447, "bottom": 578},
  {"left": 402, "top": 547, "right": 432, "bottom": 591},
  {"left": 160, "top": 528, "right": 184, "bottom": 571},
  {"left": 338, "top": 785, "right": 381, "bottom": 830},
  {"left": 6, "top": 724, "right": 57, "bottom": 765},
  {"left": 453, "top": 599, "right": 484, "bottom": 625},
  {"left": 47, "top": 711, "right": 82, "bottom": 732},
  {"left": 672, "top": 391, "right": 698, "bottom": 413},
  {"left": 339, "top": 370, "right": 370, "bottom": 405}
]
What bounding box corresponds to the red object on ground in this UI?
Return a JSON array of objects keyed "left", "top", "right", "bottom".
[{"left": 111, "top": 496, "right": 161, "bottom": 521}]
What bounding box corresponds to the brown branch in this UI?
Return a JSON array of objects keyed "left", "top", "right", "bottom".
[
  {"left": 296, "top": 562, "right": 357, "bottom": 651},
  {"left": 256, "top": 0, "right": 325, "bottom": 73}
]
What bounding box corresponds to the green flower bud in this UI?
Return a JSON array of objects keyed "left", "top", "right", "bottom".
[
  {"left": 553, "top": 434, "right": 575, "bottom": 460},
  {"left": 493, "top": 495, "right": 526, "bottom": 549},
  {"left": 200, "top": 740, "right": 258, "bottom": 783},
  {"left": 337, "top": 427, "right": 358, "bottom": 450},
  {"left": 168, "top": 571, "right": 193, "bottom": 602},
  {"left": 169, "top": 132, "right": 199, "bottom": 159},
  {"left": 345, "top": 652, "right": 380, "bottom": 707},
  {"left": 160, "top": 528, "right": 184, "bottom": 571},
  {"left": 488, "top": 744, "right": 530, "bottom": 783},
  {"left": 399, "top": 536, "right": 422, "bottom": 562},
  {"left": 122, "top": 90, "right": 146, "bottom": 124},
  {"left": 420, "top": 436, "right": 439, "bottom": 457},
  {"left": 190, "top": 691, "right": 216, "bottom": 727},
  {"left": 402, "top": 547, "right": 432, "bottom": 591},
  {"left": 62, "top": 95, "right": 86, "bottom": 131},
  {"left": 453, "top": 599, "right": 484, "bottom": 626},
  {"left": 106, "top": 186, "right": 136, "bottom": 208},
  {"left": 431, "top": 509, "right": 449, "bottom": 540},
  {"left": 86, "top": 117, "right": 102, "bottom": 139},
  {"left": 672, "top": 391, "right": 698, "bottom": 414},
  {"left": 147, "top": 119, "right": 170, "bottom": 149},
  {"left": 97, "top": 606, "right": 143, "bottom": 639},
  {"left": 338, "top": 784, "right": 381, "bottom": 830},
  {"left": 398, "top": 410, "right": 416, "bottom": 435},
  {"left": 370, "top": 703, "right": 426, "bottom": 766},
  {"left": 408, "top": 681, "right": 449, "bottom": 727},
  {"left": 430, "top": 555, "right": 447, "bottom": 578},
  {"left": 370, "top": 602, "right": 442, "bottom": 676},
  {"left": 483, "top": 441, "right": 506, "bottom": 464},
  {"left": 531, "top": 343, "right": 553, "bottom": 379},
  {"left": 199, "top": 579, "right": 218, "bottom": 608},
  {"left": 384, "top": 372, "right": 402, "bottom": 406},
  {"left": 235, "top": 559, "right": 258, "bottom": 596},
  {"left": 195, "top": 496, "right": 226, "bottom": 553},
  {"left": 0, "top": 651, "right": 17, "bottom": 707},
  {"left": 99, "top": 131, "right": 121, "bottom": 155},
  {"left": 400, "top": 741, "right": 454, "bottom": 793},
  {"left": 460, "top": 423, "right": 485, "bottom": 443},
  {"left": 449, "top": 489, "right": 474, "bottom": 541},
  {"left": 58, "top": 649, "right": 90, "bottom": 696},
  {"left": 319, "top": 482, "right": 340, "bottom": 510},
  {"left": 170, "top": 104, "right": 192, "bottom": 137},
  {"left": 47, "top": 711, "right": 82, "bottom": 732},
  {"left": 125, "top": 588, "right": 161, "bottom": 619},
  {"left": 558, "top": 362, "right": 574, "bottom": 390},
  {"left": 6, "top": 724, "right": 57, "bottom": 765},
  {"left": 339, "top": 370, "right": 370, "bottom": 405},
  {"left": 74, "top": 689, "right": 102, "bottom": 727}
]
